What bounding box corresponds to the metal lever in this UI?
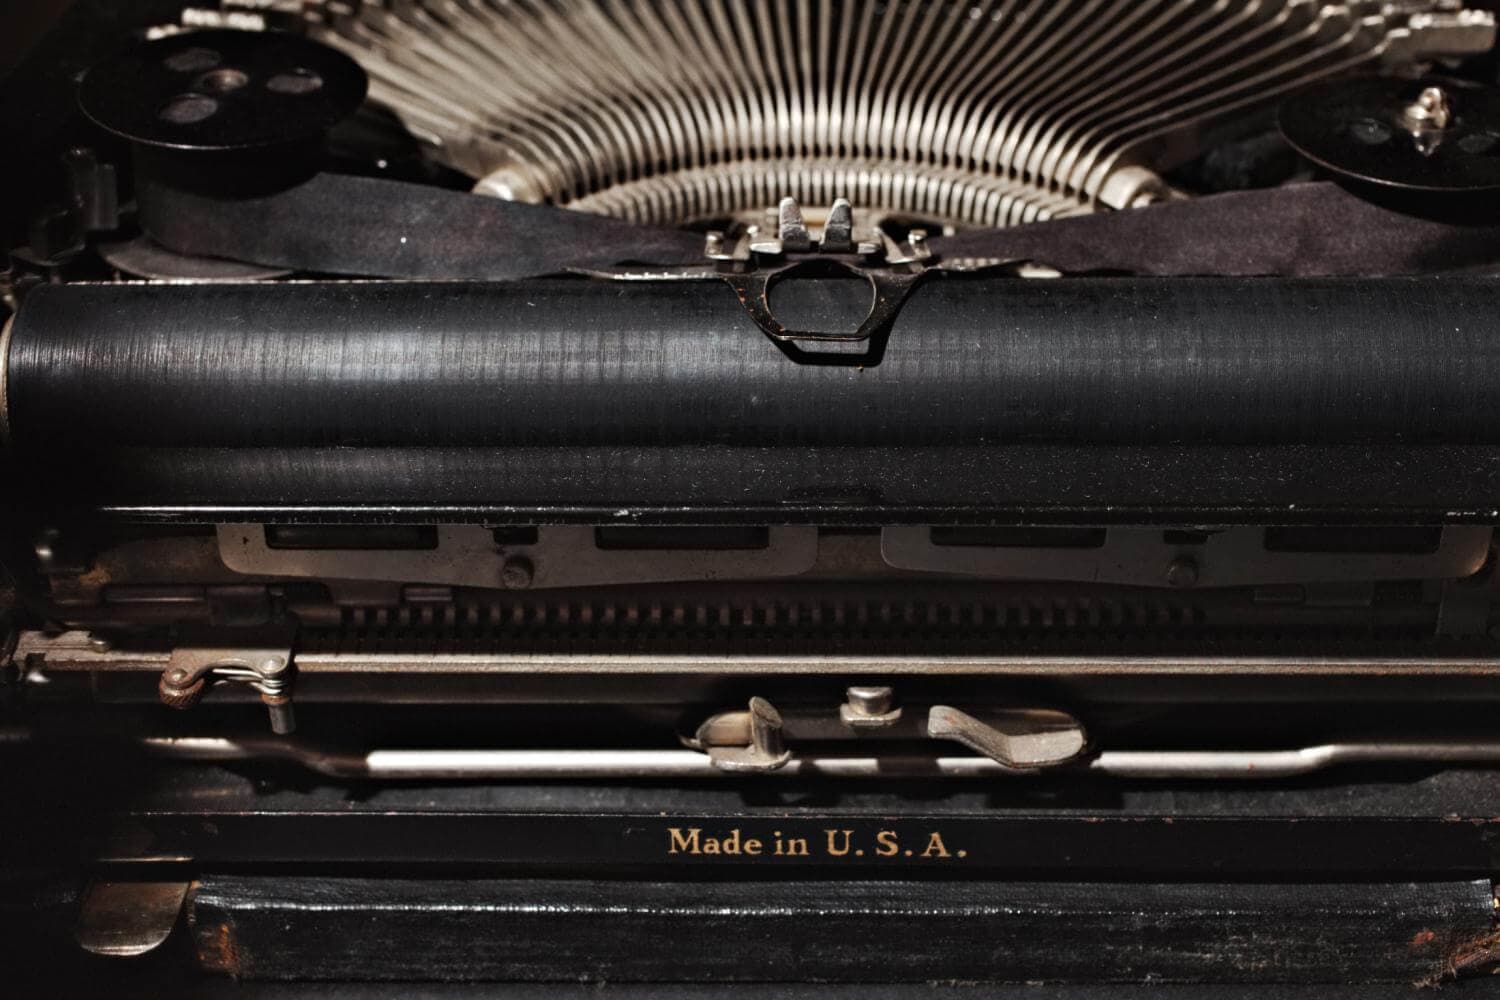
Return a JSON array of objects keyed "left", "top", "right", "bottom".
[
  {"left": 690, "top": 692, "right": 1083, "bottom": 773},
  {"left": 158, "top": 644, "right": 296, "bottom": 734},
  {"left": 925, "top": 706, "right": 1087, "bottom": 772},
  {"left": 705, "top": 697, "right": 792, "bottom": 773}
]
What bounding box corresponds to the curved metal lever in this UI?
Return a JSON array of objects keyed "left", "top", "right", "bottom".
[{"left": 925, "top": 706, "right": 1087, "bottom": 772}]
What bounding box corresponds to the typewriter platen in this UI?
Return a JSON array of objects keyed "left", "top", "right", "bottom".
[{"left": 8, "top": 1, "right": 1500, "bottom": 993}]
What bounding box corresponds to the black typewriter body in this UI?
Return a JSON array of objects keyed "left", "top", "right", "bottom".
[{"left": 8, "top": 2, "right": 1500, "bottom": 995}]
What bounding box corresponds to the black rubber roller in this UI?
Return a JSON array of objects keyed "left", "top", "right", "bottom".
[
  {"left": 5, "top": 276, "right": 1500, "bottom": 519},
  {"left": 6, "top": 276, "right": 1500, "bottom": 449}
]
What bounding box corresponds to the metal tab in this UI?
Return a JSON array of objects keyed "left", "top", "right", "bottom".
[
  {"left": 76, "top": 880, "right": 190, "bottom": 958},
  {"left": 705, "top": 697, "right": 792, "bottom": 773}
]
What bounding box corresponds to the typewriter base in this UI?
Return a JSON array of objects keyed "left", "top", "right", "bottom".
[{"left": 7, "top": 740, "right": 1500, "bottom": 990}]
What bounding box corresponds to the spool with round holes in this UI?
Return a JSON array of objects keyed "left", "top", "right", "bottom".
[{"left": 78, "top": 29, "right": 367, "bottom": 195}]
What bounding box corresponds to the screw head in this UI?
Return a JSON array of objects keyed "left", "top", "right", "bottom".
[
  {"left": 1165, "top": 556, "right": 1200, "bottom": 589},
  {"left": 500, "top": 556, "right": 535, "bottom": 590}
]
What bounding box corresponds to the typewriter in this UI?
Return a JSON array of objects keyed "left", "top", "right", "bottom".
[{"left": 7, "top": 1, "right": 1500, "bottom": 993}]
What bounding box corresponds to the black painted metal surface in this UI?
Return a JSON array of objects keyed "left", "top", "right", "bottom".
[
  {"left": 85, "top": 810, "right": 1500, "bottom": 878},
  {"left": 187, "top": 876, "right": 1492, "bottom": 983},
  {"left": 11, "top": 745, "right": 1500, "bottom": 880},
  {"left": 46, "top": 442, "right": 1500, "bottom": 523},
  {"left": 7, "top": 742, "right": 1500, "bottom": 987}
]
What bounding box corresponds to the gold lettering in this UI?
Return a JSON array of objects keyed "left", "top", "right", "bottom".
[
  {"left": 921, "top": 832, "right": 951, "bottom": 858},
  {"left": 668, "top": 828, "right": 701, "bottom": 854},
  {"left": 669, "top": 826, "right": 955, "bottom": 860}
]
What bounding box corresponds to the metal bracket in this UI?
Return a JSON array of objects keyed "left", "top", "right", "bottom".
[
  {"left": 578, "top": 196, "right": 1016, "bottom": 366},
  {"left": 881, "top": 526, "right": 1493, "bottom": 589},
  {"left": 159, "top": 643, "right": 295, "bottom": 734},
  {"left": 218, "top": 524, "right": 819, "bottom": 592},
  {"left": 718, "top": 259, "right": 925, "bottom": 365}
]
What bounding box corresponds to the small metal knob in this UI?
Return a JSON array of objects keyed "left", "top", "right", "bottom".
[
  {"left": 840, "top": 685, "right": 902, "bottom": 728},
  {"left": 157, "top": 671, "right": 206, "bottom": 710}
]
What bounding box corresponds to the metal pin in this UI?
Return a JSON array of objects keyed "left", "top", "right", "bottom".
[
  {"left": 777, "top": 197, "right": 812, "bottom": 253},
  {"left": 1405, "top": 85, "right": 1453, "bottom": 130},
  {"left": 822, "top": 198, "right": 854, "bottom": 252},
  {"left": 907, "top": 229, "right": 931, "bottom": 260},
  {"left": 262, "top": 694, "right": 296, "bottom": 736}
]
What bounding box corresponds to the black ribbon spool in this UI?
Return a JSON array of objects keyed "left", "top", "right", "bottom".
[
  {"left": 79, "top": 28, "right": 368, "bottom": 197},
  {"left": 1279, "top": 75, "right": 1500, "bottom": 220}
]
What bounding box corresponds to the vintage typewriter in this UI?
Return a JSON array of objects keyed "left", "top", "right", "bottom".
[{"left": 8, "top": 1, "right": 1500, "bottom": 993}]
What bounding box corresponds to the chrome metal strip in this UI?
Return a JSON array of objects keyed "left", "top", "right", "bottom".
[
  {"left": 135, "top": 737, "right": 1500, "bottom": 781},
  {"left": 17, "top": 632, "right": 1500, "bottom": 676}
]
